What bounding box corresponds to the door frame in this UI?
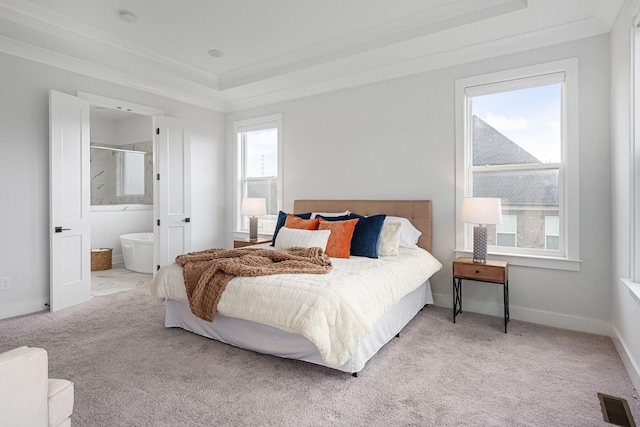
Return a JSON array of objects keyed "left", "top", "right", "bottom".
[{"left": 77, "top": 92, "right": 164, "bottom": 272}]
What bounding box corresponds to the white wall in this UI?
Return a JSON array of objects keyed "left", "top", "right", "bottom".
[
  {"left": 90, "top": 115, "right": 117, "bottom": 145},
  {"left": 117, "top": 114, "right": 153, "bottom": 146},
  {"left": 0, "top": 52, "right": 225, "bottom": 320},
  {"left": 610, "top": 0, "right": 640, "bottom": 391},
  {"left": 90, "top": 208, "right": 153, "bottom": 265},
  {"left": 90, "top": 113, "right": 152, "bottom": 146},
  {"left": 225, "top": 34, "right": 612, "bottom": 335}
]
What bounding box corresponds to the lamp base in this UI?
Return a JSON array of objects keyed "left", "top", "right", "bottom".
[
  {"left": 249, "top": 217, "right": 258, "bottom": 240},
  {"left": 473, "top": 225, "right": 488, "bottom": 263}
]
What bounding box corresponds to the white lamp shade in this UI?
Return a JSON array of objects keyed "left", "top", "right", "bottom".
[
  {"left": 241, "top": 198, "right": 266, "bottom": 216},
  {"left": 461, "top": 197, "right": 502, "bottom": 225}
]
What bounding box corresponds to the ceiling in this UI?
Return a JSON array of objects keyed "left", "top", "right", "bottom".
[{"left": 0, "top": 0, "right": 624, "bottom": 112}]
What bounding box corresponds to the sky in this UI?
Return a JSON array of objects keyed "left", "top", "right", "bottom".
[
  {"left": 244, "top": 128, "right": 278, "bottom": 177},
  {"left": 472, "top": 83, "right": 562, "bottom": 163}
]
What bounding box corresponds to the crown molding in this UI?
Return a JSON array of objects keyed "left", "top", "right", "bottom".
[
  {"left": 223, "top": 16, "right": 609, "bottom": 112},
  {"left": 219, "top": 0, "right": 527, "bottom": 90},
  {"left": 0, "top": 35, "right": 225, "bottom": 111}
]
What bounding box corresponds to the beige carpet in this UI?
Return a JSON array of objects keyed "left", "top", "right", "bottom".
[{"left": 0, "top": 287, "right": 638, "bottom": 427}]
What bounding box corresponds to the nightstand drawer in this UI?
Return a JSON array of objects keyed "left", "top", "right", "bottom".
[{"left": 453, "top": 261, "right": 506, "bottom": 283}]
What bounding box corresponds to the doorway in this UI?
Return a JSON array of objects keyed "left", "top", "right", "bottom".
[{"left": 88, "top": 106, "right": 154, "bottom": 296}]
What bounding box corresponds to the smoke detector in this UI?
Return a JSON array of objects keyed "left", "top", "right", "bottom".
[
  {"left": 119, "top": 10, "right": 137, "bottom": 23},
  {"left": 208, "top": 49, "right": 225, "bottom": 58}
]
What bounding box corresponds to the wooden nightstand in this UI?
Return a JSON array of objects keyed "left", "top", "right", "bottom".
[
  {"left": 452, "top": 257, "right": 509, "bottom": 333},
  {"left": 233, "top": 237, "right": 272, "bottom": 248}
]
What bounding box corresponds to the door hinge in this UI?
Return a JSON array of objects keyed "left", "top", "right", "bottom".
[
  {"left": 157, "top": 219, "right": 160, "bottom": 226},
  {"left": 156, "top": 128, "right": 160, "bottom": 135},
  {"left": 156, "top": 173, "right": 160, "bottom": 180},
  {"left": 157, "top": 265, "right": 160, "bottom": 271}
]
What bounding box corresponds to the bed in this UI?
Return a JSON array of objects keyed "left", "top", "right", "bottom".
[{"left": 150, "top": 200, "right": 442, "bottom": 375}]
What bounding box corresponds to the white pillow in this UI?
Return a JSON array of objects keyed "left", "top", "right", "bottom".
[
  {"left": 384, "top": 216, "right": 421, "bottom": 249},
  {"left": 311, "top": 210, "right": 350, "bottom": 218},
  {"left": 274, "top": 227, "right": 331, "bottom": 251},
  {"left": 377, "top": 221, "right": 402, "bottom": 256}
]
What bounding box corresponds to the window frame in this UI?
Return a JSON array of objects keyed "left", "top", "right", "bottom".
[
  {"left": 634, "top": 24, "right": 640, "bottom": 283},
  {"left": 234, "top": 114, "right": 283, "bottom": 235},
  {"left": 454, "top": 59, "right": 581, "bottom": 271}
]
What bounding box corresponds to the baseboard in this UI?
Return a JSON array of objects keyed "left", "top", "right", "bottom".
[
  {"left": 0, "top": 298, "right": 48, "bottom": 321},
  {"left": 432, "top": 292, "right": 611, "bottom": 336},
  {"left": 611, "top": 326, "right": 640, "bottom": 393},
  {"left": 112, "top": 254, "right": 124, "bottom": 265}
]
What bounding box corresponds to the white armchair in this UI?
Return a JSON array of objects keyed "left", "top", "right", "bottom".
[{"left": 0, "top": 347, "right": 74, "bottom": 427}]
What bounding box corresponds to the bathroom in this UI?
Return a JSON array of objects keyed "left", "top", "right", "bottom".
[{"left": 90, "top": 106, "right": 154, "bottom": 294}]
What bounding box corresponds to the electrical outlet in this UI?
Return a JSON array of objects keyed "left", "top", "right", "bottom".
[{"left": 0, "top": 277, "right": 11, "bottom": 291}]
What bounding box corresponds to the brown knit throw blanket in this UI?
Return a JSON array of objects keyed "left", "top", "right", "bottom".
[{"left": 175, "top": 247, "right": 333, "bottom": 322}]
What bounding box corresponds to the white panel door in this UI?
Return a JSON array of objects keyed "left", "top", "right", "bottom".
[
  {"left": 49, "top": 90, "right": 91, "bottom": 311},
  {"left": 155, "top": 116, "right": 191, "bottom": 270}
]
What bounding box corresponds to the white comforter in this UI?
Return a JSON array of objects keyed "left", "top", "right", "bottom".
[{"left": 150, "top": 246, "right": 442, "bottom": 368}]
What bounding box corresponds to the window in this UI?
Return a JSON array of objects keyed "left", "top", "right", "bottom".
[
  {"left": 455, "top": 59, "right": 580, "bottom": 270},
  {"left": 496, "top": 215, "right": 516, "bottom": 248},
  {"left": 119, "top": 151, "right": 145, "bottom": 196},
  {"left": 234, "top": 114, "right": 283, "bottom": 235},
  {"left": 545, "top": 216, "right": 560, "bottom": 250}
]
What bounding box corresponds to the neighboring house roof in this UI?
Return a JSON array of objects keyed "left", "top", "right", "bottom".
[
  {"left": 472, "top": 115, "right": 558, "bottom": 207},
  {"left": 473, "top": 170, "right": 559, "bottom": 206},
  {"left": 472, "top": 115, "right": 540, "bottom": 166}
]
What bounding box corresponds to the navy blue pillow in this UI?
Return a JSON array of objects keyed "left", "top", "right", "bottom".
[
  {"left": 348, "top": 213, "right": 386, "bottom": 258},
  {"left": 271, "top": 211, "right": 312, "bottom": 246},
  {"left": 318, "top": 213, "right": 386, "bottom": 258}
]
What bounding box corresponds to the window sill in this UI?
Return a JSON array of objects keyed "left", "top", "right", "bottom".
[
  {"left": 454, "top": 249, "right": 581, "bottom": 271},
  {"left": 620, "top": 279, "right": 640, "bottom": 304}
]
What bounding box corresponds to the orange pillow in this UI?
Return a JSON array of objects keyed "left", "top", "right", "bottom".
[
  {"left": 318, "top": 218, "right": 359, "bottom": 258},
  {"left": 284, "top": 214, "right": 320, "bottom": 230}
]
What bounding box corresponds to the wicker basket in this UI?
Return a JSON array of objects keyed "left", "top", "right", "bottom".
[{"left": 91, "top": 248, "right": 112, "bottom": 271}]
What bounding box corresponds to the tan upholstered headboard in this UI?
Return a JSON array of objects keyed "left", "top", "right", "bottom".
[{"left": 293, "top": 200, "right": 432, "bottom": 253}]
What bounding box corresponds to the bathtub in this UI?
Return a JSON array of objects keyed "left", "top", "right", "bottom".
[{"left": 120, "top": 233, "right": 154, "bottom": 274}]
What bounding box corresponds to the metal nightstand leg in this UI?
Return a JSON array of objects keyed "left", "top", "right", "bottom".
[
  {"left": 503, "top": 280, "right": 510, "bottom": 333},
  {"left": 452, "top": 277, "right": 462, "bottom": 323}
]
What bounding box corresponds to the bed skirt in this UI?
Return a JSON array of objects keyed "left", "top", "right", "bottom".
[{"left": 165, "top": 280, "right": 433, "bottom": 374}]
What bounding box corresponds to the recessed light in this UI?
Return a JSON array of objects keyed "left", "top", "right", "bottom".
[
  {"left": 208, "top": 49, "right": 224, "bottom": 58},
  {"left": 119, "top": 10, "right": 137, "bottom": 23}
]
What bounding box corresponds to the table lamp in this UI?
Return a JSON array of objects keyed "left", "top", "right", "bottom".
[
  {"left": 241, "top": 198, "right": 266, "bottom": 240},
  {"left": 461, "top": 197, "right": 502, "bottom": 263}
]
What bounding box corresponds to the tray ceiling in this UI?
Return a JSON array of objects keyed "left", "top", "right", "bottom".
[{"left": 0, "top": 0, "right": 624, "bottom": 111}]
